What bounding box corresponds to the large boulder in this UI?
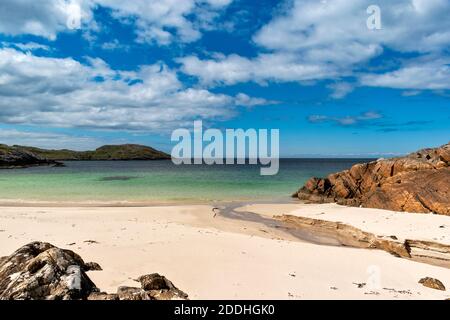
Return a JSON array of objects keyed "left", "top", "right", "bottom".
[
  {"left": 293, "top": 143, "right": 450, "bottom": 215},
  {"left": 0, "top": 242, "right": 98, "bottom": 300},
  {"left": 419, "top": 277, "right": 446, "bottom": 291},
  {"left": 91, "top": 275, "right": 189, "bottom": 301},
  {"left": 137, "top": 274, "right": 188, "bottom": 300},
  {"left": 0, "top": 242, "right": 188, "bottom": 300}
]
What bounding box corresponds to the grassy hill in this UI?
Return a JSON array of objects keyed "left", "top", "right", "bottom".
[{"left": 10, "top": 144, "right": 171, "bottom": 161}]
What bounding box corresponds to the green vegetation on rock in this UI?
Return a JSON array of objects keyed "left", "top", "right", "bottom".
[
  {"left": 13, "top": 144, "right": 171, "bottom": 161},
  {"left": 1, "top": 144, "right": 170, "bottom": 168}
]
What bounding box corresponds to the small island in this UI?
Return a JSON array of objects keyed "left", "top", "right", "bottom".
[{"left": 0, "top": 144, "right": 171, "bottom": 169}]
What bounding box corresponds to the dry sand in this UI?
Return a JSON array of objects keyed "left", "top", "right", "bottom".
[{"left": 0, "top": 203, "right": 449, "bottom": 300}]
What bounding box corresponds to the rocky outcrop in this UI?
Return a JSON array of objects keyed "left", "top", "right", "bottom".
[
  {"left": 419, "top": 277, "right": 446, "bottom": 291},
  {"left": 275, "top": 215, "right": 450, "bottom": 268},
  {"left": 89, "top": 274, "right": 188, "bottom": 301},
  {"left": 293, "top": 143, "right": 450, "bottom": 215},
  {"left": 0, "top": 242, "right": 97, "bottom": 300},
  {"left": 0, "top": 145, "right": 62, "bottom": 169},
  {"left": 0, "top": 242, "right": 188, "bottom": 300},
  {"left": 137, "top": 274, "right": 188, "bottom": 300}
]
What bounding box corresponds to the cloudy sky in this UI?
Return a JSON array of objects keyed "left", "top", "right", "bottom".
[{"left": 0, "top": 0, "right": 449, "bottom": 156}]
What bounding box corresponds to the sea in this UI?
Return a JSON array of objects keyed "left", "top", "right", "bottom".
[{"left": 0, "top": 159, "right": 373, "bottom": 204}]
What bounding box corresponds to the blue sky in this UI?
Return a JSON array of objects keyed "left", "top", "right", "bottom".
[{"left": 0, "top": 0, "right": 448, "bottom": 157}]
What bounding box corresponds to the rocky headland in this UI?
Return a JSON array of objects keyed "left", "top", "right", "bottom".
[
  {"left": 0, "top": 144, "right": 63, "bottom": 169},
  {"left": 293, "top": 143, "right": 450, "bottom": 215}
]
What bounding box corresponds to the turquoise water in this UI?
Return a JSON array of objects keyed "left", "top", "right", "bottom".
[{"left": 0, "top": 159, "right": 371, "bottom": 203}]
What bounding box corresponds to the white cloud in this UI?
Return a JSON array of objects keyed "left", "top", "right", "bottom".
[
  {"left": 179, "top": 0, "right": 450, "bottom": 92},
  {"left": 1, "top": 42, "right": 51, "bottom": 52},
  {"left": 402, "top": 90, "right": 422, "bottom": 97},
  {"left": 0, "top": 0, "right": 232, "bottom": 45},
  {"left": 235, "top": 93, "right": 278, "bottom": 107},
  {"left": 254, "top": 0, "right": 450, "bottom": 55},
  {"left": 360, "top": 58, "right": 450, "bottom": 90},
  {"left": 119, "top": 0, "right": 232, "bottom": 44},
  {"left": 100, "top": 39, "right": 129, "bottom": 51},
  {"left": 0, "top": 48, "right": 269, "bottom": 131},
  {"left": 0, "top": 0, "right": 93, "bottom": 40},
  {"left": 0, "top": 129, "right": 101, "bottom": 150},
  {"left": 179, "top": 53, "right": 337, "bottom": 86},
  {"left": 1, "top": 0, "right": 448, "bottom": 97},
  {"left": 327, "top": 82, "right": 354, "bottom": 99},
  {"left": 308, "top": 111, "right": 383, "bottom": 126}
]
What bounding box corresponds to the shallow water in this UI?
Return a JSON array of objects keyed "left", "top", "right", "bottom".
[{"left": 0, "top": 159, "right": 372, "bottom": 203}]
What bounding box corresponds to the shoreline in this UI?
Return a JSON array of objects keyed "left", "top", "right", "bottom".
[
  {"left": 1, "top": 202, "right": 449, "bottom": 299},
  {"left": 0, "top": 197, "right": 297, "bottom": 208}
]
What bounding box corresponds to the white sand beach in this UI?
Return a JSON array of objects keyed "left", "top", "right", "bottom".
[
  {"left": 0, "top": 203, "right": 449, "bottom": 300},
  {"left": 239, "top": 203, "right": 450, "bottom": 245}
]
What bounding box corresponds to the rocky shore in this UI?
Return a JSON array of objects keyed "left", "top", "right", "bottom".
[
  {"left": 0, "top": 242, "right": 187, "bottom": 300},
  {"left": 0, "top": 144, "right": 63, "bottom": 169},
  {"left": 293, "top": 143, "right": 450, "bottom": 215},
  {"left": 275, "top": 214, "right": 450, "bottom": 268}
]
